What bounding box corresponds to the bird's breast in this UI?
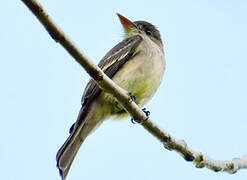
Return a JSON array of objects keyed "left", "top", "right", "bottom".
[{"left": 107, "top": 40, "right": 165, "bottom": 113}]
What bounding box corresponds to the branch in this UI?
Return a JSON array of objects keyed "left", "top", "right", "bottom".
[{"left": 21, "top": 0, "right": 247, "bottom": 174}]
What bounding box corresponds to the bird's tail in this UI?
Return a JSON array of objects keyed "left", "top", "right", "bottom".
[
  {"left": 56, "top": 100, "right": 106, "bottom": 179},
  {"left": 56, "top": 122, "right": 85, "bottom": 180}
]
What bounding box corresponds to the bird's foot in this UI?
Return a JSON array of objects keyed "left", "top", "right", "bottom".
[
  {"left": 128, "top": 92, "right": 135, "bottom": 102},
  {"left": 131, "top": 108, "right": 150, "bottom": 124},
  {"left": 131, "top": 117, "right": 137, "bottom": 124},
  {"left": 142, "top": 108, "right": 150, "bottom": 117}
]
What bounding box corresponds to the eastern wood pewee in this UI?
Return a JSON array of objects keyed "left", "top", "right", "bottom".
[{"left": 56, "top": 13, "right": 166, "bottom": 179}]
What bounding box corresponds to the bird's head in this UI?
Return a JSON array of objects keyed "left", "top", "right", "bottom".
[{"left": 117, "top": 13, "right": 163, "bottom": 50}]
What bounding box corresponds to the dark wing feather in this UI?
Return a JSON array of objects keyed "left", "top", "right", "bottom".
[{"left": 70, "top": 35, "right": 143, "bottom": 132}]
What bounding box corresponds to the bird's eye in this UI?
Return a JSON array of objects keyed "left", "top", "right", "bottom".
[{"left": 145, "top": 30, "right": 152, "bottom": 36}]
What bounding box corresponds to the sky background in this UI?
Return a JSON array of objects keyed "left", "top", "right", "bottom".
[{"left": 1, "top": 0, "right": 247, "bottom": 180}]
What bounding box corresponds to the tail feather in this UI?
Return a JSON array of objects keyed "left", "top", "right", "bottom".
[
  {"left": 56, "top": 124, "right": 85, "bottom": 180},
  {"left": 56, "top": 103, "right": 105, "bottom": 179}
]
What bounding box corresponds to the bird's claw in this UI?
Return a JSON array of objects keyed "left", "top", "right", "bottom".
[
  {"left": 131, "top": 118, "right": 137, "bottom": 124},
  {"left": 142, "top": 108, "right": 150, "bottom": 117},
  {"left": 131, "top": 108, "right": 150, "bottom": 124},
  {"left": 128, "top": 92, "right": 135, "bottom": 102}
]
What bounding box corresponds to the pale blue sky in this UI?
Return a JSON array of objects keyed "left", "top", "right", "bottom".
[{"left": 1, "top": 0, "right": 247, "bottom": 180}]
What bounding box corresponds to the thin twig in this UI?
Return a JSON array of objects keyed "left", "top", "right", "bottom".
[{"left": 21, "top": 0, "right": 247, "bottom": 174}]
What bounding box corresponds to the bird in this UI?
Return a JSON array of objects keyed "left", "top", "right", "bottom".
[{"left": 56, "top": 13, "right": 166, "bottom": 179}]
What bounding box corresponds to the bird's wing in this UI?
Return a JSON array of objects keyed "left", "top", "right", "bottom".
[
  {"left": 75, "top": 34, "right": 143, "bottom": 128},
  {"left": 56, "top": 35, "right": 143, "bottom": 180}
]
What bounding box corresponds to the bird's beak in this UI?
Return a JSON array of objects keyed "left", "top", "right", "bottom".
[{"left": 117, "top": 13, "right": 137, "bottom": 34}]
